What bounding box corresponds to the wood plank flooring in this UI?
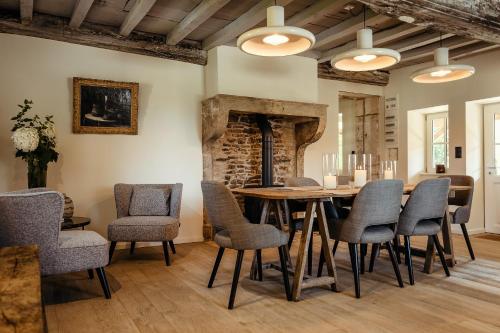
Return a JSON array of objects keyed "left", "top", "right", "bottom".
[{"left": 44, "top": 234, "right": 500, "bottom": 333}]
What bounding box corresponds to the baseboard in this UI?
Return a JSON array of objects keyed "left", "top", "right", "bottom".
[{"left": 114, "top": 236, "right": 205, "bottom": 250}]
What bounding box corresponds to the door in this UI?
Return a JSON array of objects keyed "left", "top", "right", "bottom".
[{"left": 484, "top": 103, "right": 500, "bottom": 233}]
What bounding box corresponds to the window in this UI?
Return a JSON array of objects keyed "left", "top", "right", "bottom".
[
  {"left": 426, "top": 112, "right": 449, "bottom": 172},
  {"left": 338, "top": 113, "right": 343, "bottom": 171}
]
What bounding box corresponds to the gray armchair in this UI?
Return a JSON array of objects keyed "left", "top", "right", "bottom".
[
  {"left": 201, "top": 181, "right": 290, "bottom": 309},
  {"left": 0, "top": 189, "right": 111, "bottom": 298},
  {"left": 108, "top": 183, "right": 182, "bottom": 266}
]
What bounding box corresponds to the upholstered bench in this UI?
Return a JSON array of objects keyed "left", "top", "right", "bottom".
[{"left": 108, "top": 183, "right": 182, "bottom": 266}]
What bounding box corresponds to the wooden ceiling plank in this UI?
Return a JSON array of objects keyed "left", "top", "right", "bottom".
[
  {"left": 389, "top": 32, "right": 454, "bottom": 53},
  {"left": 450, "top": 42, "right": 500, "bottom": 60},
  {"left": 166, "top": 0, "right": 231, "bottom": 46},
  {"left": 358, "top": 0, "right": 500, "bottom": 44},
  {"left": 399, "top": 36, "right": 478, "bottom": 64},
  {"left": 285, "top": 0, "right": 352, "bottom": 27},
  {"left": 318, "top": 23, "right": 425, "bottom": 63},
  {"left": 69, "top": 0, "right": 95, "bottom": 29},
  {"left": 202, "top": 0, "right": 294, "bottom": 50},
  {"left": 318, "top": 63, "right": 389, "bottom": 86},
  {"left": 313, "top": 9, "right": 390, "bottom": 49},
  {"left": 20, "top": 0, "right": 33, "bottom": 25},
  {"left": 119, "top": 0, "right": 158, "bottom": 37}
]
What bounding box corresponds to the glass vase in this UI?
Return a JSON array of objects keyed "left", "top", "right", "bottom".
[
  {"left": 380, "top": 160, "right": 397, "bottom": 180},
  {"left": 348, "top": 153, "right": 372, "bottom": 188},
  {"left": 27, "top": 159, "right": 48, "bottom": 188},
  {"left": 322, "top": 153, "right": 338, "bottom": 189}
]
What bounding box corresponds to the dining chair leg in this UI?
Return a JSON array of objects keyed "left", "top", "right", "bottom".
[
  {"left": 386, "top": 241, "right": 404, "bottom": 288},
  {"left": 288, "top": 228, "right": 296, "bottom": 249},
  {"left": 403, "top": 236, "right": 415, "bottom": 285},
  {"left": 307, "top": 233, "right": 313, "bottom": 276},
  {"left": 208, "top": 247, "right": 225, "bottom": 288},
  {"left": 360, "top": 244, "right": 367, "bottom": 274},
  {"left": 130, "top": 241, "right": 136, "bottom": 255},
  {"left": 87, "top": 269, "right": 94, "bottom": 279},
  {"left": 393, "top": 236, "right": 401, "bottom": 264},
  {"left": 169, "top": 240, "right": 176, "bottom": 254},
  {"left": 348, "top": 243, "right": 361, "bottom": 298},
  {"left": 317, "top": 248, "right": 325, "bottom": 277},
  {"left": 368, "top": 243, "right": 379, "bottom": 273},
  {"left": 162, "top": 241, "right": 171, "bottom": 266},
  {"left": 332, "top": 240, "right": 339, "bottom": 256},
  {"left": 433, "top": 235, "right": 451, "bottom": 276},
  {"left": 460, "top": 224, "right": 475, "bottom": 260},
  {"left": 256, "top": 249, "right": 263, "bottom": 281},
  {"left": 228, "top": 250, "right": 244, "bottom": 310},
  {"left": 108, "top": 241, "right": 116, "bottom": 265},
  {"left": 95, "top": 267, "right": 112, "bottom": 299},
  {"left": 278, "top": 246, "right": 292, "bottom": 301}
]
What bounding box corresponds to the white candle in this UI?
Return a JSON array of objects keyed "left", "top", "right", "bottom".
[
  {"left": 384, "top": 170, "right": 394, "bottom": 180},
  {"left": 354, "top": 169, "right": 367, "bottom": 187},
  {"left": 323, "top": 175, "right": 337, "bottom": 189}
]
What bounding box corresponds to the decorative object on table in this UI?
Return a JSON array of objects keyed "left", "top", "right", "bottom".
[
  {"left": 73, "top": 77, "right": 139, "bottom": 135},
  {"left": 10, "top": 99, "right": 58, "bottom": 188},
  {"left": 348, "top": 153, "right": 372, "bottom": 188},
  {"left": 322, "top": 152, "right": 339, "bottom": 189},
  {"left": 63, "top": 194, "right": 74, "bottom": 218},
  {"left": 380, "top": 160, "right": 397, "bottom": 180},
  {"left": 436, "top": 164, "right": 446, "bottom": 173}
]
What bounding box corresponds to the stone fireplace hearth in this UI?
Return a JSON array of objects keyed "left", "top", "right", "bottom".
[{"left": 202, "top": 94, "right": 327, "bottom": 238}]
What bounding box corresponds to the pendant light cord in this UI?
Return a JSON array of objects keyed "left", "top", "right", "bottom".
[{"left": 363, "top": 5, "right": 366, "bottom": 29}]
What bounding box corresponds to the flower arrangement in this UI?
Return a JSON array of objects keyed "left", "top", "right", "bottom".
[{"left": 11, "top": 100, "right": 59, "bottom": 188}]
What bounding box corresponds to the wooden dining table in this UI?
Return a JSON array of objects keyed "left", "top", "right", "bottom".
[{"left": 233, "top": 183, "right": 471, "bottom": 300}]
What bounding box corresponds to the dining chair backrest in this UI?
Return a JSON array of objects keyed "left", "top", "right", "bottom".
[
  {"left": 201, "top": 181, "right": 246, "bottom": 229},
  {"left": 440, "top": 175, "right": 474, "bottom": 207},
  {"left": 284, "top": 177, "right": 319, "bottom": 187},
  {"left": 398, "top": 178, "right": 451, "bottom": 235},
  {"left": 342, "top": 180, "right": 404, "bottom": 242}
]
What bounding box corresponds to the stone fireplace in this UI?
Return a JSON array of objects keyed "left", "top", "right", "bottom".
[{"left": 202, "top": 94, "right": 327, "bottom": 238}]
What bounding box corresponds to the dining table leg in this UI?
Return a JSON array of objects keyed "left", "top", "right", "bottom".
[
  {"left": 423, "top": 205, "right": 455, "bottom": 274},
  {"left": 274, "top": 200, "right": 294, "bottom": 270},
  {"left": 250, "top": 199, "right": 271, "bottom": 280},
  {"left": 315, "top": 200, "right": 338, "bottom": 292}
]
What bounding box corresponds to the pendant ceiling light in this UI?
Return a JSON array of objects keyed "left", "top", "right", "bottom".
[
  {"left": 410, "top": 47, "right": 475, "bottom": 83},
  {"left": 330, "top": 7, "right": 400, "bottom": 71},
  {"left": 237, "top": 5, "right": 315, "bottom": 57}
]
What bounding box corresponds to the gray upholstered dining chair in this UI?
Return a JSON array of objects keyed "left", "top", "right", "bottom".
[
  {"left": 441, "top": 175, "right": 475, "bottom": 260},
  {"left": 0, "top": 188, "right": 111, "bottom": 298},
  {"left": 396, "top": 178, "right": 451, "bottom": 285},
  {"left": 318, "top": 180, "right": 405, "bottom": 298},
  {"left": 108, "top": 183, "right": 182, "bottom": 266},
  {"left": 201, "top": 181, "right": 290, "bottom": 309}
]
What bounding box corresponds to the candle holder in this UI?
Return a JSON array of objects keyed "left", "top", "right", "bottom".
[
  {"left": 380, "top": 160, "right": 397, "bottom": 180},
  {"left": 322, "top": 152, "right": 338, "bottom": 189},
  {"left": 348, "top": 153, "right": 372, "bottom": 188}
]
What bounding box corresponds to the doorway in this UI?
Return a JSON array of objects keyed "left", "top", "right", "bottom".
[{"left": 484, "top": 102, "right": 500, "bottom": 233}]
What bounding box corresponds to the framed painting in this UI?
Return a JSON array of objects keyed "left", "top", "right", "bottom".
[{"left": 73, "top": 77, "right": 139, "bottom": 134}]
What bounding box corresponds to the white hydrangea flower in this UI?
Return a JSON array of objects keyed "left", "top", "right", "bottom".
[
  {"left": 11, "top": 127, "right": 39, "bottom": 152},
  {"left": 42, "top": 123, "right": 56, "bottom": 139}
]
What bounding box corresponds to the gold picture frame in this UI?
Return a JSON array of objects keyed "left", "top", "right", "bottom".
[{"left": 73, "top": 77, "right": 139, "bottom": 135}]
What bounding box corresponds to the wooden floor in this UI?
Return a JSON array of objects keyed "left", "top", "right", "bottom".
[{"left": 45, "top": 234, "right": 500, "bottom": 333}]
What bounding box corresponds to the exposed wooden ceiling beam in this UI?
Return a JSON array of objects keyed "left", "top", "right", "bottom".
[
  {"left": 166, "top": 0, "right": 230, "bottom": 46},
  {"left": 399, "top": 36, "right": 477, "bottom": 64},
  {"left": 202, "top": 0, "right": 293, "bottom": 50},
  {"left": 69, "top": 0, "right": 95, "bottom": 29},
  {"left": 0, "top": 12, "right": 206, "bottom": 65},
  {"left": 314, "top": 9, "right": 390, "bottom": 49},
  {"left": 450, "top": 42, "right": 500, "bottom": 60},
  {"left": 389, "top": 32, "right": 454, "bottom": 53},
  {"left": 20, "top": 0, "right": 33, "bottom": 25},
  {"left": 318, "top": 63, "right": 389, "bottom": 86},
  {"left": 359, "top": 0, "right": 500, "bottom": 44},
  {"left": 318, "top": 23, "right": 424, "bottom": 63},
  {"left": 285, "top": 0, "right": 351, "bottom": 27},
  {"left": 119, "top": 0, "right": 157, "bottom": 37}
]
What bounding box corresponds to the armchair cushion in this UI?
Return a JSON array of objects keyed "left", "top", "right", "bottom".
[
  {"left": 214, "top": 224, "right": 288, "bottom": 250},
  {"left": 108, "top": 216, "right": 179, "bottom": 242},
  {"left": 129, "top": 188, "right": 170, "bottom": 216}
]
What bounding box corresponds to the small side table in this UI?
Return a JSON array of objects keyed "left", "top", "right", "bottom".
[{"left": 61, "top": 217, "right": 91, "bottom": 230}]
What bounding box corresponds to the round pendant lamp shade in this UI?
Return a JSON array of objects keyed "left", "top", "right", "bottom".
[
  {"left": 410, "top": 47, "right": 475, "bottom": 83},
  {"left": 237, "top": 6, "right": 315, "bottom": 57},
  {"left": 331, "top": 29, "right": 401, "bottom": 71},
  {"left": 331, "top": 29, "right": 401, "bottom": 72}
]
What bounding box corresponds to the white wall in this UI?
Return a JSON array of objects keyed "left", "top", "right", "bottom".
[
  {"left": 305, "top": 79, "right": 384, "bottom": 184},
  {"left": 205, "top": 45, "right": 318, "bottom": 102},
  {"left": 0, "top": 34, "right": 205, "bottom": 243},
  {"left": 386, "top": 48, "right": 500, "bottom": 233}
]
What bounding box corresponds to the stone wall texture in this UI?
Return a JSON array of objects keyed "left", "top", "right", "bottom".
[{"left": 211, "top": 113, "right": 297, "bottom": 189}]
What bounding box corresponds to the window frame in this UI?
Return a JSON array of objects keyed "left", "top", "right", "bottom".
[{"left": 426, "top": 111, "right": 449, "bottom": 173}]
